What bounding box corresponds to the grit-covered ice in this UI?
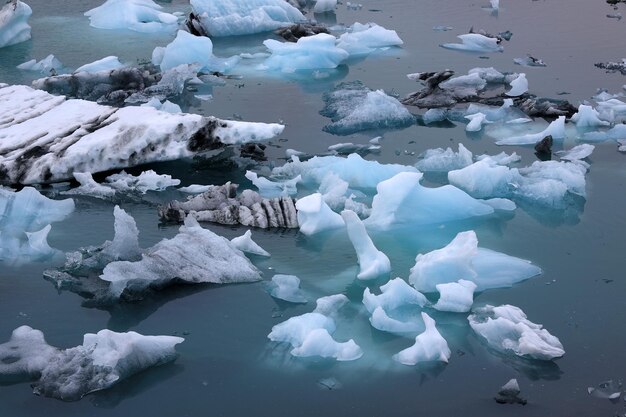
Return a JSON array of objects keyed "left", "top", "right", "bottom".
[
  {"left": 441, "top": 34, "right": 503, "bottom": 53},
  {"left": 393, "top": 313, "right": 451, "bottom": 365},
  {"left": 468, "top": 304, "right": 565, "bottom": 360},
  {"left": 409, "top": 231, "right": 542, "bottom": 292},
  {"left": 296, "top": 193, "right": 345, "bottom": 235},
  {"left": 341, "top": 210, "right": 391, "bottom": 280},
  {"left": 85, "top": 0, "right": 179, "bottom": 33},
  {"left": 231, "top": 230, "right": 270, "bottom": 256},
  {"left": 0, "top": 0, "right": 31, "bottom": 49},
  {"left": 266, "top": 274, "right": 307, "bottom": 303}
]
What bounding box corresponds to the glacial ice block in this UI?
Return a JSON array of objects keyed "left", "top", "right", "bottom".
[
  {"left": 341, "top": 210, "right": 390, "bottom": 280},
  {"left": 336, "top": 22, "right": 404, "bottom": 56},
  {"left": 468, "top": 304, "right": 565, "bottom": 360},
  {"left": 85, "top": 0, "right": 178, "bottom": 33},
  {"left": 465, "top": 112, "right": 490, "bottom": 132},
  {"left": 495, "top": 116, "right": 565, "bottom": 145},
  {"left": 189, "top": 0, "right": 305, "bottom": 37},
  {"left": 506, "top": 73, "right": 528, "bottom": 97},
  {"left": 570, "top": 104, "right": 610, "bottom": 128},
  {"left": 415, "top": 144, "right": 473, "bottom": 173},
  {"left": 393, "top": 313, "right": 451, "bottom": 365},
  {"left": 409, "top": 231, "right": 541, "bottom": 292},
  {"left": 260, "top": 33, "right": 349, "bottom": 73},
  {"left": 266, "top": 274, "right": 306, "bottom": 303},
  {"left": 0, "top": 84, "right": 284, "bottom": 184},
  {"left": 362, "top": 278, "right": 428, "bottom": 314},
  {"left": 363, "top": 172, "right": 495, "bottom": 230},
  {"left": 433, "top": 279, "right": 477, "bottom": 313},
  {"left": 0, "top": 325, "right": 183, "bottom": 400},
  {"left": 231, "top": 230, "right": 270, "bottom": 256},
  {"left": 0, "top": 1, "right": 31, "bottom": 49},
  {"left": 245, "top": 171, "right": 300, "bottom": 197},
  {"left": 75, "top": 56, "right": 126, "bottom": 73},
  {"left": 296, "top": 193, "right": 345, "bottom": 235},
  {"left": 290, "top": 328, "right": 363, "bottom": 361},
  {"left": 17, "top": 54, "right": 64, "bottom": 75},
  {"left": 441, "top": 34, "right": 503, "bottom": 53}
]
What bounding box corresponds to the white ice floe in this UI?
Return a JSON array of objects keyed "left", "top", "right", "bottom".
[
  {"left": 0, "top": 325, "right": 183, "bottom": 400},
  {"left": 290, "top": 328, "right": 362, "bottom": 361},
  {"left": 393, "top": 313, "right": 451, "bottom": 365},
  {"left": 496, "top": 116, "right": 565, "bottom": 145},
  {"left": 231, "top": 230, "right": 270, "bottom": 256},
  {"left": 266, "top": 274, "right": 307, "bottom": 303},
  {"left": 336, "top": 22, "right": 403, "bottom": 56},
  {"left": 341, "top": 210, "right": 390, "bottom": 280},
  {"left": 466, "top": 98, "right": 531, "bottom": 124},
  {"left": 468, "top": 304, "right": 565, "bottom": 360},
  {"left": 17, "top": 54, "right": 64, "bottom": 75},
  {"left": 0, "top": 0, "right": 31, "bottom": 48},
  {"left": 465, "top": 112, "right": 491, "bottom": 132},
  {"left": 245, "top": 171, "right": 300, "bottom": 198},
  {"left": 63, "top": 172, "right": 117, "bottom": 198},
  {"left": 0, "top": 84, "right": 284, "bottom": 184},
  {"left": 570, "top": 104, "right": 610, "bottom": 128},
  {"left": 362, "top": 278, "right": 428, "bottom": 314},
  {"left": 415, "top": 144, "right": 474, "bottom": 172},
  {"left": 441, "top": 34, "right": 503, "bottom": 53},
  {"left": 85, "top": 0, "right": 179, "bottom": 33},
  {"left": 409, "top": 231, "right": 542, "bottom": 292},
  {"left": 75, "top": 56, "right": 126, "bottom": 73},
  {"left": 506, "top": 73, "right": 528, "bottom": 97},
  {"left": 190, "top": 0, "right": 305, "bottom": 37},
  {"left": 363, "top": 172, "right": 495, "bottom": 230},
  {"left": 296, "top": 193, "right": 345, "bottom": 235},
  {"left": 433, "top": 279, "right": 477, "bottom": 313},
  {"left": 555, "top": 144, "right": 595, "bottom": 162},
  {"left": 260, "top": 33, "right": 349, "bottom": 73},
  {"left": 101, "top": 205, "right": 142, "bottom": 261}
]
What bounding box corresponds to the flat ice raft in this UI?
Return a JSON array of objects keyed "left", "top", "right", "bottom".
[{"left": 0, "top": 84, "right": 285, "bottom": 184}]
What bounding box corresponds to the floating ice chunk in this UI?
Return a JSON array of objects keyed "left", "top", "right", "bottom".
[
  {"left": 290, "top": 328, "right": 363, "bottom": 361},
  {"left": 313, "top": 294, "right": 349, "bottom": 316},
  {"left": 496, "top": 116, "right": 566, "bottom": 145},
  {"left": 17, "top": 54, "right": 64, "bottom": 75},
  {"left": 363, "top": 172, "right": 494, "bottom": 230},
  {"left": 260, "top": 33, "right": 349, "bottom": 73},
  {"left": 495, "top": 379, "right": 527, "bottom": 405},
  {"left": 466, "top": 98, "right": 530, "bottom": 124},
  {"left": 555, "top": 144, "right": 595, "bottom": 162},
  {"left": 433, "top": 279, "right": 477, "bottom": 313},
  {"left": 393, "top": 313, "right": 451, "bottom": 365},
  {"left": 433, "top": 25, "right": 453, "bottom": 32},
  {"left": 513, "top": 56, "right": 546, "bottom": 67},
  {"left": 75, "top": 56, "right": 125, "bottom": 73},
  {"left": 587, "top": 380, "right": 622, "bottom": 400},
  {"left": 476, "top": 151, "right": 521, "bottom": 166},
  {"left": 0, "top": 326, "right": 57, "bottom": 379},
  {"left": 105, "top": 170, "right": 181, "bottom": 193},
  {"left": 465, "top": 112, "right": 491, "bottom": 131},
  {"left": 595, "top": 98, "right": 626, "bottom": 124},
  {"left": 409, "top": 231, "right": 541, "bottom": 292},
  {"left": 141, "top": 98, "right": 182, "bottom": 113},
  {"left": 266, "top": 274, "right": 306, "bottom": 303},
  {"left": 179, "top": 184, "right": 211, "bottom": 193},
  {"left": 519, "top": 160, "right": 587, "bottom": 198},
  {"left": 441, "top": 34, "right": 503, "bottom": 53},
  {"left": 100, "top": 216, "right": 262, "bottom": 298},
  {"left": 296, "top": 193, "right": 345, "bottom": 235},
  {"left": 0, "top": 0, "right": 31, "bottom": 48},
  {"left": 231, "top": 230, "right": 270, "bottom": 256},
  {"left": 362, "top": 278, "right": 428, "bottom": 314},
  {"left": 313, "top": 0, "right": 337, "bottom": 13},
  {"left": 245, "top": 171, "right": 300, "bottom": 197},
  {"left": 190, "top": 0, "right": 305, "bottom": 37},
  {"left": 506, "top": 73, "right": 528, "bottom": 97},
  {"left": 570, "top": 104, "right": 610, "bottom": 128},
  {"left": 468, "top": 304, "right": 565, "bottom": 360},
  {"left": 269, "top": 312, "right": 335, "bottom": 346},
  {"left": 467, "top": 67, "right": 512, "bottom": 84},
  {"left": 321, "top": 81, "right": 415, "bottom": 135},
  {"left": 341, "top": 210, "right": 390, "bottom": 279},
  {"left": 101, "top": 205, "right": 142, "bottom": 261},
  {"left": 154, "top": 30, "right": 239, "bottom": 73},
  {"left": 85, "top": 0, "right": 178, "bottom": 33},
  {"left": 61, "top": 172, "right": 116, "bottom": 198},
  {"left": 319, "top": 172, "right": 349, "bottom": 210},
  {"left": 583, "top": 124, "right": 626, "bottom": 142},
  {"left": 440, "top": 72, "right": 487, "bottom": 92},
  {"left": 370, "top": 307, "right": 423, "bottom": 333},
  {"left": 336, "top": 22, "right": 403, "bottom": 56},
  {"left": 448, "top": 158, "right": 519, "bottom": 199}
]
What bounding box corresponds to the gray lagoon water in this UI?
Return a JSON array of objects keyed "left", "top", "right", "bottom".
[{"left": 1, "top": 0, "right": 626, "bottom": 416}]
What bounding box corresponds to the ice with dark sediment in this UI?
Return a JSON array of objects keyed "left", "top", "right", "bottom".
[
  {"left": 0, "top": 325, "right": 183, "bottom": 400},
  {"left": 0, "top": 0, "right": 32, "bottom": 49}
]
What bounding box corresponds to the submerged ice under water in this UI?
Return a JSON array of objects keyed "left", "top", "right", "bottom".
[{"left": 1, "top": 0, "right": 626, "bottom": 416}]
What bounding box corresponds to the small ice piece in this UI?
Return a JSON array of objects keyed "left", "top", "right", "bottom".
[
  {"left": 363, "top": 172, "right": 494, "bottom": 230},
  {"left": 362, "top": 278, "right": 428, "bottom": 314},
  {"left": 179, "top": 184, "right": 211, "bottom": 193},
  {"left": 495, "top": 379, "right": 527, "bottom": 405},
  {"left": 448, "top": 158, "right": 519, "bottom": 199},
  {"left": 441, "top": 34, "right": 503, "bottom": 53},
  {"left": 153, "top": 30, "right": 240, "bottom": 73},
  {"left": 468, "top": 304, "right": 565, "bottom": 360},
  {"left": 260, "top": 33, "right": 349, "bottom": 73},
  {"left": 506, "top": 73, "right": 528, "bottom": 97},
  {"left": 313, "top": 294, "right": 349, "bottom": 316},
  {"left": 369, "top": 307, "right": 423, "bottom": 333},
  {"left": 416, "top": 144, "right": 473, "bottom": 173},
  {"left": 101, "top": 205, "right": 142, "bottom": 261},
  {"left": 489, "top": 0, "right": 499, "bottom": 10},
  {"left": 583, "top": 124, "right": 626, "bottom": 142},
  {"left": 290, "top": 328, "right": 363, "bottom": 361},
  {"left": 496, "top": 116, "right": 566, "bottom": 145},
  {"left": 245, "top": 171, "right": 300, "bottom": 197},
  {"left": 570, "top": 105, "right": 610, "bottom": 128},
  {"left": 409, "top": 231, "right": 542, "bottom": 292},
  {"left": 85, "top": 0, "right": 178, "bottom": 33},
  {"left": 285, "top": 149, "right": 306, "bottom": 158},
  {"left": 17, "top": 54, "right": 64, "bottom": 75},
  {"left": 341, "top": 210, "right": 390, "bottom": 280},
  {"left": 189, "top": 0, "right": 305, "bottom": 37},
  {"left": 336, "top": 22, "right": 403, "bottom": 56},
  {"left": 465, "top": 112, "right": 491, "bottom": 132},
  {"left": 619, "top": 139, "right": 626, "bottom": 152},
  {"left": 141, "top": 98, "right": 182, "bottom": 114},
  {"left": 555, "top": 144, "right": 595, "bottom": 162},
  {"left": 433, "top": 279, "right": 477, "bottom": 313},
  {"left": 0, "top": 0, "right": 32, "bottom": 49},
  {"left": 230, "top": 230, "right": 270, "bottom": 256},
  {"left": 393, "top": 313, "right": 451, "bottom": 365},
  {"left": 433, "top": 25, "right": 453, "bottom": 32},
  {"left": 295, "top": 193, "right": 345, "bottom": 235},
  {"left": 513, "top": 56, "right": 546, "bottom": 67},
  {"left": 62, "top": 172, "right": 116, "bottom": 198},
  {"left": 313, "top": 0, "right": 336, "bottom": 13},
  {"left": 105, "top": 170, "right": 181, "bottom": 193},
  {"left": 476, "top": 151, "right": 521, "bottom": 166},
  {"left": 587, "top": 380, "right": 622, "bottom": 400},
  {"left": 266, "top": 274, "right": 306, "bottom": 303},
  {"left": 75, "top": 56, "right": 125, "bottom": 73}
]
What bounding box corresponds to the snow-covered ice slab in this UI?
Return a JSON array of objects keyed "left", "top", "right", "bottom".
[
  {"left": 0, "top": 325, "right": 183, "bottom": 401},
  {"left": 0, "top": 84, "right": 284, "bottom": 184},
  {"left": 468, "top": 304, "right": 565, "bottom": 360},
  {"left": 409, "top": 231, "right": 542, "bottom": 292},
  {"left": 189, "top": 0, "right": 305, "bottom": 37},
  {"left": 0, "top": 1, "right": 32, "bottom": 49},
  {"left": 85, "top": 0, "right": 179, "bottom": 33}
]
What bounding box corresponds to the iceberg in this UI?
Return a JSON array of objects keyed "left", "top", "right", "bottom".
[
  {"left": 369, "top": 307, "right": 423, "bottom": 333},
  {"left": 0, "top": 84, "right": 284, "bottom": 184},
  {"left": 433, "top": 279, "right": 477, "bottom": 313},
  {"left": 336, "top": 22, "right": 403, "bottom": 56},
  {"left": 363, "top": 172, "right": 495, "bottom": 230},
  {"left": 266, "top": 274, "right": 307, "bottom": 303},
  {"left": 415, "top": 144, "right": 473, "bottom": 173},
  {"left": 341, "top": 210, "right": 390, "bottom": 280},
  {"left": 230, "top": 230, "right": 270, "bottom": 256},
  {"left": 321, "top": 81, "right": 415, "bottom": 135},
  {"left": 468, "top": 304, "right": 565, "bottom": 360},
  {"left": 296, "top": 193, "right": 345, "bottom": 235},
  {"left": 0, "top": 0, "right": 31, "bottom": 49},
  {"left": 85, "top": 0, "right": 179, "bottom": 33},
  {"left": 260, "top": 33, "right": 349, "bottom": 73},
  {"left": 0, "top": 325, "right": 183, "bottom": 401},
  {"left": 409, "top": 231, "right": 542, "bottom": 292},
  {"left": 393, "top": 313, "right": 451, "bottom": 365},
  {"left": 441, "top": 34, "right": 503, "bottom": 53},
  {"left": 189, "top": 0, "right": 305, "bottom": 37},
  {"left": 75, "top": 56, "right": 126, "bottom": 73},
  {"left": 290, "top": 328, "right": 363, "bottom": 361}
]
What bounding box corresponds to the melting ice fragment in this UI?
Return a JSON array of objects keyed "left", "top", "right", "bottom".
[
  {"left": 296, "top": 193, "right": 345, "bottom": 235},
  {"left": 555, "top": 144, "right": 595, "bottom": 163},
  {"left": 336, "top": 22, "right": 403, "bottom": 56},
  {"left": 409, "top": 231, "right": 541, "bottom": 292},
  {"left": 0, "top": 0, "right": 32, "bottom": 48},
  {"left": 17, "top": 55, "right": 64, "bottom": 75},
  {"left": 0, "top": 325, "right": 183, "bottom": 401},
  {"left": 75, "top": 56, "right": 126, "bottom": 73},
  {"left": 313, "top": 0, "right": 336, "bottom": 13},
  {"left": 341, "top": 210, "right": 390, "bottom": 280},
  {"left": 85, "top": 0, "right": 179, "bottom": 33},
  {"left": 441, "top": 34, "right": 503, "bottom": 53},
  {"left": 260, "top": 33, "right": 349, "bottom": 73},
  {"left": 506, "top": 73, "right": 528, "bottom": 97},
  {"left": 495, "top": 116, "right": 565, "bottom": 145},
  {"left": 587, "top": 380, "right": 622, "bottom": 400},
  {"left": 465, "top": 112, "right": 490, "bottom": 132},
  {"left": 245, "top": 171, "right": 300, "bottom": 198},
  {"left": 415, "top": 143, "right": 473, "bottom": 173},
  {"left": 570, "top": 104, "right": 610, "bottom": 128},
  {"left": 393, "top": 313, "right": 451, "bottom": 365},
  {"left": 266, "top": 274, "right": 306, "bottom": 303},
  {"left": 362, "top": 278, "right": 428, "bottom": 314},
  {"left": 495, "top": 379, "right": 527, "bottom": 405},
  {"left": 433, "top": 279, "right": 477, "bottom": 313},
  {"left": 230, "top": 230, "right": 270, "bottom": 257},
  {"left": 468, "top": 304, "right": 565, "bottom": 360}
]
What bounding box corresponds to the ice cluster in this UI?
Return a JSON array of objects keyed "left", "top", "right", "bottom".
[{"left": 62, "top": 170, "right": 181, "bottom": 199}]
